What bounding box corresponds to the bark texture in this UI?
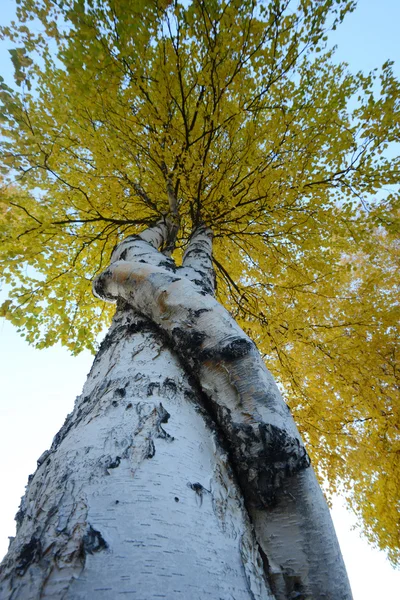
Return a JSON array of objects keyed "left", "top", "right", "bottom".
[
  {"left": 0, "top": 309, "right": 272, "bottom": 599},
  {"left": 0, "top": 223, "right": 353, "bottom": 599}
]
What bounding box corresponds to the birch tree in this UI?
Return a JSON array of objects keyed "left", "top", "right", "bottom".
[{"left": 0, "top": 0, "right": 399, "bottom": 597}]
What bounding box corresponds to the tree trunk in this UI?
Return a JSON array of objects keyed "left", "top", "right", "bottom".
[{"left": 0, "top": 224, "right": 353, "bottom": 600}]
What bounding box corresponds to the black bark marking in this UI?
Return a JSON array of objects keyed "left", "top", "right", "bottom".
[
  {"left": 183, "top": 247, "right": 210, "bottom": 259},
  {"left": 172, "top": 327, "right": 207, "bottom": 355},
  {"left": 192, "top": 308, "right": 211, "bottom": 318},
  {"left": 184, "top": 389, "right": 197, "bottom": 403},
  {"left": 110, "top": 234, "right": 140, "bottom": 256},
  {"left": 147, "top": 382, "right": 161, "bottom": 396},
  {"left": 51, "top": 411, "right": 74, "bottom": 452},
  {"left": 126, "top": 402, "right": 133, "bottom": 410},
  {"left": 93, "top": 272, "right": 112, "bottom": 301},
  {"left": 127, "top": 320, "right": 157, "bottom": 336},
  {"left": 107, "top": 456, "right": 121, "bottom": 469},
  {"left": 15, "top": 536, "right": 42, "bottom": 576},
  {"left": 156, "top": 403, "right": 174, "bottom": 441},
  {"left": 283, "top": 572, "right": 306, "bottom": 599},
  {"left": 230, "top": 422, "right": 310, "bottom": 507},
  {"left": 158, "top": 404, "right": 170, "bottom": 423},
  {"left": 157, "top": 427, "right": 174, "bottom": 441},
  {"left": 174, "top": 497, "right": 180, "bottom": 502},
  {"left": 115, "top": 387, "right": 126, "bottom": 398},
  {"left": 119, "top": 249, "right": 128, "bottom": 260},
  {"left": 48, "top": 506, "right": 58, "bottom": 518},
  {"left": 82, "top": 525, "right": 108, "bottom": 555},
  {"left": 183, "top": 379, "right": 224, "bottom": 434},
  {"left": 158, "top": 259, "right": 177, "bottom": 273},
  {"left": 37, "top": 449, "right": 52, "bottom": 467},
  {"left": 191, "top": 279, "right": 209, "bottom": 295},
  {"left": 163, "top": 378, "right": 177, "bottom": 396},
  {"left": 201, "top": 337, "right": 255, "bottom": 362},
  {"left": 187, "top": 482, "right": 210, "bottom": 507},
  {"left": 220, "top": 338, "right": 254, "bottom": 360},
  {"left": 146, "top": 439, "right": 156, "bottom": 459},
  {"left": 188, "top": 482, "right": 205, "bottom": 493},
  {"left": 257, "top": 544, "right": 276, "bottom": 595},
  {"left": 15, "top": 506, "right": 26, "bottom": 529},
  {"left": 124, "top": 234, "right": 141, "bottom": 244},
  {"left": 97, "top": 317, "right": 158, "bottom": 360},
  {"left": 95, "top": 328, "right": 116, "bottom": 359}
]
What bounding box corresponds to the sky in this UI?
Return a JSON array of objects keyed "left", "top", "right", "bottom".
[{"left": 0, "top": 0, "right": 399, "bottom": 598}]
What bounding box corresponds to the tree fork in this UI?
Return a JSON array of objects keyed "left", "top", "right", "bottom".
[
  {"left": 94, "top": 223, "right": 311, "bottom": 507},
  {"left": 92, "top": 222, "right": 353, "bottom": 599}
]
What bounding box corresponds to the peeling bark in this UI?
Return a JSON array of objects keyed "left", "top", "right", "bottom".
[
  {"left": 0, "top": 309, "right": 273, "bottom": 599},
  {"left": 0, "top": 223, "right": 353, "bottom": 599}
]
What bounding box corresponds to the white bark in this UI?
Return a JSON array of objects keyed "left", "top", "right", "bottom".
[
  {"left": 0, "top": 223, "right": 353, "bottom": 599},
  {"left": 0, "top": 308, "right": 272, "bottom": 599}
]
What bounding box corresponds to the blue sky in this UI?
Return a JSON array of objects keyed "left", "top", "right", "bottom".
[{"left": 0, "top": 1, "right": 399, "bottom": 597}]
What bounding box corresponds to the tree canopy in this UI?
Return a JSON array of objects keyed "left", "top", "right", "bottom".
[{"left": 0, "top": 0, "right": 399, "bottom": 564}]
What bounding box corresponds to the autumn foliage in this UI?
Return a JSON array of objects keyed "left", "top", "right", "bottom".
[{"left": 0, "top": 0, "right": 399, "bottom": 563}]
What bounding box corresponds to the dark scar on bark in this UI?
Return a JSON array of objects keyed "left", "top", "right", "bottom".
[
  {"left": 48, "top": 505, "right": 58, "bottom": 518},
  {"left": 156, "top": 404, "right": 174, "bottom": 441},
  {"left": 191, "top": 279, "right": 210, "bottom": 295},
  {"left": 183, "top": 247, "right": 210, "bottom": 259},
  {"left": 157, "top": 403, "right": 170, "bottom": 424},
  {"left": 15, "top": 536, "right": 42, "bottom": 576},
  {"left": 107, "top": 456, "right": 121, "bottom": 469},
  {"left": 82, "top": 525, "right": 108, "bottom": 555},
  {"left": 115, "top": 387, "right": 126, "bottom": 398},
  {"left": 151, "top": 319, "right": 309, "bottom": 508},
  {"left": 200, "top": 338, "right": 255, "bottom": 362},
  {"left": 147, "top": 382, "right": 161, "bottom": 396},
  {"left": 163, "top": 378, "right": 177, "bottom": 395},
  {"left": 188, "top": 482, "right": 209, "bottom": 494},
  {"left": 187, "top": 482, "right": 210, "bottom": 506},
  {"left": 96, "top": 317, "right": 158, "bottom": 360},
  {"left": 171, "top": 327, "right": 207, "bottom": 354},
  {"left": 146, "top": 439, "right": 156, "bottom": 459},
  {"left": 51, "top": 411, "right": 74, "bottom": 452},
  {"left": 187, "top": 307, "right": 211, "bottom": 320},
  {"left": 15, "top": 505, "right": 26, "bottom": 529},
  {"left": 282, "top": 573, "right": 306, "bottom": 599},
  {"left": 110, "top": 234, "right": 140, "bottom": 256},
  {"left": 158, "top": 259, "right": 177, "bottom": 272},
  {"left": 93, "top": 271, "right": 117, "bottom": 302},
  {"left": 230, "top": 421, "right": 310, "bottom": 507}
]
